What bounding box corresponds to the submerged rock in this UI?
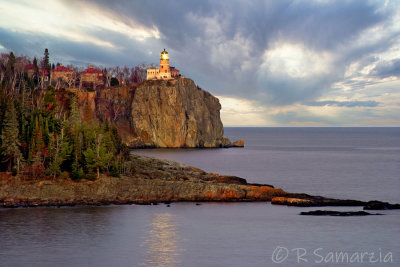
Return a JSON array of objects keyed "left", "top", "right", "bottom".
[
  {"left": 300, "top": 210, "right": 382, "bottom": 216},
  {"left": 271, "top": 196, "right": 366, "bottom": 207},
  {"left": 363, "top": 201, "right": 400, "bottom": 210}
]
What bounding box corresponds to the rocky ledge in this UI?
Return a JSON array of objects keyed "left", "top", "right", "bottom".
[
  {"left": 1, "top": 155, "right": 399, "bottom": 208},
  {"left": 0, "top": 155, "right": 283, "bottom": 208}
]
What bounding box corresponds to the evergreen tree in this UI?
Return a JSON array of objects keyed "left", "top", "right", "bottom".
[
  {"left": 1, "top": 101, "right": 23, "bottom": 173},
  {"left": 69, "top": 94, "right": 81, "bottom": 126},
  {"left": 83, "top": 132, "right": 113, "bottom": 179},
  {"left": 33, "top": 57, "right": 38, "bottom": 71},
  {"left": 6, "top": 52, "right": 15, "bottom": 77},
  {"left": 42, "top": 48, "right": 50, "bottom": 73},
  {"left": 46, "top": 126, "right": 72, "bottom": 178}
]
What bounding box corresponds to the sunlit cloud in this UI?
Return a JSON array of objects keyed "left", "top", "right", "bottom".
[
  {"left": 217, "top": 96, "right": 272, "bottom": 126},
  {"left": 1, "top": 0, "right": 399, "bottom": 126},
  {"left": 0, "top": 0, "right": 160, "bottom": 48},
  {"left": 261, "top": 43, "right": 333, "bottom": 78}
]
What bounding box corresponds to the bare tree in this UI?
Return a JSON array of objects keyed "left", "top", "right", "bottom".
[
  {"left": 67, "top": 64, "right": 79, "bottom": 89},
  {"left": 112, "top": 98, "right": 123, "bottom": 122},
  {"left": 122, "top": 66, "right": 130, "bottom": 85},
  {"left": 55, "top": 77, "right": 61, "bottom": 90},
  {"left": 113, "top": 66, "right": 121, "bottom": 85},
  {"left": 104, "top": 68, "right": 112, "bottom": 88},
  {"left": 129, "top": 66, "right": 145, "bottom": 83}
]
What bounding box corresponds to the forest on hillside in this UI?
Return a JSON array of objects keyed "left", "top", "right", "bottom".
[
  {"left": 0, "top": 49, "right": 155, "bottom": 91},
  {"left": 0, "top": 49, "right": 136, "bottom": 179}
]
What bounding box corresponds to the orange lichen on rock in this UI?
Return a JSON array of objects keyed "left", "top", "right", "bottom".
[
  {"left": 245, "top": 186, "right": 284, "bottom": 200},
  {"left": 271, "top": 197, "right": 315, "bottom": 205},
  {"left": 216, "top": 188, "right": 241, "bottom": 200},
  {"left": 232, "top": 139, "right": 245, "bottom": 147},
  {"left": 205, "top": 191, "right": 214, "bottom": 199}
]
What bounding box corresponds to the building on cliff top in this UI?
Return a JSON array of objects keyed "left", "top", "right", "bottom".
[
  {"left": 80, "top": 65, "right": 104, "bottom": 89},
  {"left": 51, "top": 64, "right": 74, "bottom": 87},
  {"left": 147, "top": 49, "right": 180, "bottom": 80}
]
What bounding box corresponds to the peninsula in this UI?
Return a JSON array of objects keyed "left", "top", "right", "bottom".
[{"left": 0, "top": 49, "right": 398, "bottom": 210}]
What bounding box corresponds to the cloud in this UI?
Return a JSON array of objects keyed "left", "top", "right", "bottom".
[
  {"left": 305, "top": 100, "right": 379, "bottom": 107},
  {"left": 1, "top": 0, "right": 399, "bottom": 126},
  {"left": 0, "top": 0, "right": 160, "bottom": 49},
  {"left": 0, "top": 27, "right": 163, "bottom": 67},
  {"left": 217, "top": 96, "right": 272, "bottom": 126},
  {"left": 370, "top": 59, "right": 400, "bottom": 78}
]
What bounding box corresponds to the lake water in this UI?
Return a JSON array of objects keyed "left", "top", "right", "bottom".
[{"left": 1, "top": 127, "right": 399, "bottom": 267}]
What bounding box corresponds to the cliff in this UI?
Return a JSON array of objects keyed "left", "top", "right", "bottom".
[{"left": 94, "top": 78, "right": 242, "bottom": 148}]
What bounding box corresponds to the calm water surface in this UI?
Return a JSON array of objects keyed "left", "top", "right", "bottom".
[{"left": 1, "top": 127, "right": 399, "bottom": 267}]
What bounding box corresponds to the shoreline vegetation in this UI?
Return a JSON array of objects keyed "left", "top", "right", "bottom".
[{"left": 1, "top": 49, "right": 399, "bottom": 211}]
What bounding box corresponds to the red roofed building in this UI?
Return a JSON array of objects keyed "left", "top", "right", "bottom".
[
  {"left": 51, "top": 64, "right": 73, "bottom": 84},
  {"left": 25, "top": 63, "right": 48, "bottom": 81},
  {"left": 80, "top": 65, "right": 104, "bottom": 88},
  {"left": 25, "top": 63, "right": 36, "bottom": 78},
  {"left": 39, "top": 69, "right": 49, "bottom": 77}
]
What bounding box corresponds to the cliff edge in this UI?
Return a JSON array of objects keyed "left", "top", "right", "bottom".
[
  {"left": 95, "top": 78, "right": 242, "bottom": 148},
  {"left": 130, "top": 78, "right": 234, "bottom": 148}
]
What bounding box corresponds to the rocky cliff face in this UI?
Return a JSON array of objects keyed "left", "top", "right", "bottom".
[
  {"left": 94, "top": 78, "right": 241, "bottom": 148},
  {"left": 130, "top": 78, "right": 231, "bottom": 148}
]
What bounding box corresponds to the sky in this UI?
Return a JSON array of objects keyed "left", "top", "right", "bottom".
[{"left": 0, "top": 0, "right": 399, "bottom": 126}]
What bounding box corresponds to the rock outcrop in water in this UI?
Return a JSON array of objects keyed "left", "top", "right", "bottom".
[
  {"left": 94, "top": 78, "right": 243, "bottom": 148},
  {"left": 1, "top": 155, "right": 399, "bottom": 209},
  {"left": 0, "top": 155, "right": 282, "bottom": 207},
  {"left": 300, "top": 210, "right": 382, "bottom": 216}
]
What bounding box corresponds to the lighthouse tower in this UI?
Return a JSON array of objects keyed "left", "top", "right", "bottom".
[
  {"left": 146, "top": 48, "right": 180, "bottom": 80},
  {"left": 159, "top": 48, "right": 171, "bottom": 79}
]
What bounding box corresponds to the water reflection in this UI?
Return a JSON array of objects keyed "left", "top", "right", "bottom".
[{"left": 141, "top": 213, "right": 181, "bottom": 267}]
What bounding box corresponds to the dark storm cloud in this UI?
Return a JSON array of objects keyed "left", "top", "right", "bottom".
[
  {"left": 82, "top": 0, "right": 385, "bottom": 50},
  {"left": 2, "top": 0, "right": 399, "bottom": 120},
  {"left": 78, "top": 0, "right": 392, "bottom": 89},
  {"left": 371, "top": 59, "right": 400, "bottom": 78}
]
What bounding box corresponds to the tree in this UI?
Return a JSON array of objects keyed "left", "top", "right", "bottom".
[
  {"left": 1, "top": 101, "right": 23, "bottom": 173},
  {"left": 46, "top": 125, "right": 72, "bottom": 178},
  {"left": 104, "top": 68, "right": 112, "bottom": 88},
  {"left": 6, "top": 52, "right": 17, "bottom": 93},
  {"left": 42, "top": 48, "right": 50, "bottom": 73},
  {"left": 69, "top": 94, "right": 81, "bottom": 126},
  {"left": 14, "top": 56, "right": 29, "bottom": 92},
  {"left": 0, "top": 53, "right": 9, "bottom": 85},
  {"left": 83, "top": 132, "right": 113, "bottom": 179},
  {"left": 33, "top": 57, "right": 39, "bottom": 73},
  {"left": 129, "top": 66, "right": 142, "bottom": 83},
  {"left": 122, "top": 66, "right": 130, "bottom": 85}
]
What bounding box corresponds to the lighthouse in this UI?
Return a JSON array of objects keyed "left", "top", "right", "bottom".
[
  {"left": 146, "top": 49, "right": 180, "bottom": 80},
  {"left": 159, "top": 49, "right": 171, "bottom": 79}
]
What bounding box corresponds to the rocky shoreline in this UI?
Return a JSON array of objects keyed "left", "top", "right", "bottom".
[{"left": 1, "top": 154, "right": 399, "bottom": 210}]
